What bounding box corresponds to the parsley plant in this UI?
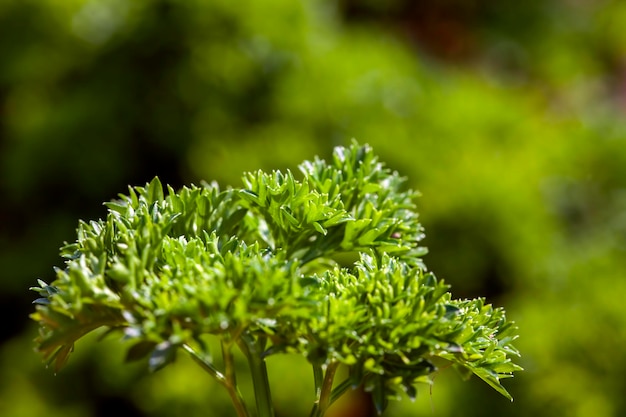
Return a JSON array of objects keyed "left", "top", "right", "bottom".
[{"left": 31, "top": 142, "right": 521, "bottom": 416}]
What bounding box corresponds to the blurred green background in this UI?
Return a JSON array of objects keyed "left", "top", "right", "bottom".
[{"left": 2, "top": 0, "right": 626, "bottom": 416}]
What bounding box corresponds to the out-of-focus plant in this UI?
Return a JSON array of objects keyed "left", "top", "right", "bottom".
[{"left": 30, "top": 143, "right": 520, "bottom": 416}]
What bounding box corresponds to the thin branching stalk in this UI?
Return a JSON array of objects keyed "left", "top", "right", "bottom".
[
  {"left": 328, "top": 377, "right": 353, "bottom": 405},
  {"left": 309, "top": 362, "right": 340, "bottom": 417},
  {"left": 182, "top": 344, "right": 250, "bottom": 417},
  {"left": 312, "top": 363, "right": 324, "bottom": 400},
  {"left": 239, "top": 334, "right": 275, "bottom": 417},
  {"left": 309, "top": 364, "right": 324, "bottom": 417}
]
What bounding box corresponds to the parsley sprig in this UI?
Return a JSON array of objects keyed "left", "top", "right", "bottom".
[{"left": 31, "top": 142, "right": 521, "bottom": 416}]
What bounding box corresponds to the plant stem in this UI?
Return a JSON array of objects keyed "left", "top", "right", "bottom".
[
  {"left": 319, "top": 362, "right": 339, "bottom": 416},
  {"left": 309, "top": 362, "right": 340, "bottom": 417},
  {"left": 239, "top": 334, "right": 275, "bottom": 417},
  {"left": 182, "top": 343, "right": 250, "bottom": 417},
  {"left": 309, "top": 365, "right": 323, "bottom": 417},
  {"left": 312, "top": 364, "right": 324, "bottom": 399},
  {"left": 221, "top": 341, "right": 251, "bottom": 417},
  {"left": 328, "top": 377, "right": 353, "bottom": 405}
]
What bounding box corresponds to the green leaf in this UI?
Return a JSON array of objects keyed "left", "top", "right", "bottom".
[
  {"left": 149, "top": 341, "right": 177, "bottom": 372},
  {"left": 312, "top": 221, "right": 327, "bottom": 235},
  {"left": 125, "top": 340, "right": 158, "bottom": 363},
  {"left": 367, "top": 375, "right": 389, "bottom": 415},
  {"left": 403, "top": 381, "right": 417, "bottom": 402},
  {"left": 147, "top": 177, "right": 164, "bottom": 203},
  {"left": 220, "top": 208, "right": 248, "bottom": 235},
  {"left": 470, "top": 367, "right": 514, "bottom": 402}
]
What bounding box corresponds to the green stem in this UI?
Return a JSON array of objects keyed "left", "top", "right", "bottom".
[
  {"left": 312, "top": 364, "right": 324, "bottom": 399},
  {"left": 308, "top": 364, "right": 324, "bottom": 417},
  {"left": 318, "top": 362, "right": 339, "bottom": 416},
  {"left": 309, "top": 362, "right": 340, "bottom": 417},
  {"left": 328, "top": 377, "right": 353, "bottom": 405},
  {"left": 182, "top": 343, "right": 250, "bottom": 417},
  {"left": 222, "top": 341, "right": 251, "bottom": 417},
  {"left": 239, "top": 334, "right": 275, "bottom": 417}
]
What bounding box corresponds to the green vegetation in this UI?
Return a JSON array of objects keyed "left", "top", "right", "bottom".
[
  {"left": 30, "top": 143, "right": 520, "bottom": 416},
  {"left": 2, "top": 1, "right": 626, "bottom": 416}
]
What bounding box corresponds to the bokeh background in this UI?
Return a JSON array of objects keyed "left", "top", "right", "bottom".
[{"left": 2, "top": 0, "right": 626, "bottom": 416}]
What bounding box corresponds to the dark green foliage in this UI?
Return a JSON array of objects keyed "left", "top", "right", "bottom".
[{"left": 31, "top": 143, "right": 520, "bottom": 415}]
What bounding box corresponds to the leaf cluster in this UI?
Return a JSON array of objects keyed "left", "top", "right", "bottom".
[{"left": 30, "top": 142, "right": 521, "bottom": 414}]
